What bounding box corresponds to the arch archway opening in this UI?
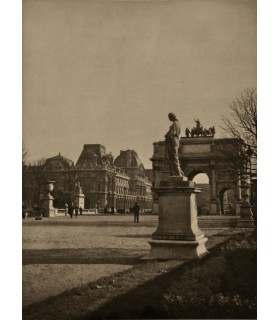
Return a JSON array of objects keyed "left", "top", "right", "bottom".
[
  {"left": 188, "top": 170, "right": 209, "bottom": 183},
  {"left": 192, "top": 173, "right": 209, "bottom": 184},
  {"left": 189, "top": 172, "right": 210, "bottom": 215},
  {"left": 219, "top": 188, "right": 235, "bottom": 215}
]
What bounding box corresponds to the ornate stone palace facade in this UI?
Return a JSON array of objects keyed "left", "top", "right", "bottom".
[{"left": 24, "top": 144, "right": 153, "bottom": 212}]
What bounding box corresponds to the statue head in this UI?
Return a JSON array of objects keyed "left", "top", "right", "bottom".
[{"left": 168, "top": 113, "right": 177, "bottom": 121}]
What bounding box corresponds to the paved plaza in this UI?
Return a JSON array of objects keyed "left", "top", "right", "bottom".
[{"left": 23, "top": 215, "right": 237, "bottom": 306}]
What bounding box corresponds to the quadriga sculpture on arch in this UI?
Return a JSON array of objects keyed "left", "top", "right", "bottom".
[{"left": 185, "top": 120, "right": 216, "bottom": 137}]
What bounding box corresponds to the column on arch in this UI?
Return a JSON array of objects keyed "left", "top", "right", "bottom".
[{"left": 210, "top": 161, "right": 218, "bottom": 214}]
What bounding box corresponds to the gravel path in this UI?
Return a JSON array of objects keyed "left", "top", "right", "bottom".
[{"left": 22, "top": 215, "right": 232, "bottom": 306}]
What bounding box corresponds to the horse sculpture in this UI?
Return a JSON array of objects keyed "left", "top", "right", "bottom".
[
  {"left": 209, "top": 126, "right": 215, "bottom": 136},
  {"left": 202, "top": 128, "right": 210, "bottom": 136},
  {"left": 185, "top": 121, "right": 215, "bottom": 137},
  {"left": 190, "top": 118, "right": 203, "bottom": 137}
]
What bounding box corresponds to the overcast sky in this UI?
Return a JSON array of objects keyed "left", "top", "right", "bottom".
[{"left": 23, "top": 0, "right": 256, "bottom": 168}]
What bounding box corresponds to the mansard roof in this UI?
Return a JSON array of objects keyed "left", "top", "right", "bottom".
[
  {"left": 75, "top": 144, "right": 107, "bottom": 168},
  {"left": 45, "top": 153, "right": 74, "bottom": 167},
  {"left": 114, "top": 150, "right": 144, "bottom": 168}
]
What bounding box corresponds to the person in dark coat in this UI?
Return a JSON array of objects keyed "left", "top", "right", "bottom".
[
  {"left": 75, "top": 205, "right": 79, "bottom": 218},
  {"left": 132, "top": 202, "right": 140, "bottom": 223},
  {"left": 68, "top": 203, "right": 74, "bottom": 219}
]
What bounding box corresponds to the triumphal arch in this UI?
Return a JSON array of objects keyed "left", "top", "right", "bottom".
[{"left": 150, "top": 134, "right": 244, "bottom": 216}]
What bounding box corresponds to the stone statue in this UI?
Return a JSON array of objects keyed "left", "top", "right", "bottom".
[
  {"left": 191, "top": 118, "right": 203, "bottom": 137},
  {"left": 202, "top": 128, "right": 210, "bottom": 136},
  {"left": 164, "top": 113, "right": 184, "bottom": 176},
  {"left": 195, "top": 118, "right": 201, "bottom": 128},
  {"left": 154, "top": 143, "right": 159, "bottom": 155},
  {"left": 102, "top": 153, "right": 114, "bottom": 166},
  {"left": 75, "top": 181, "right": 83, "bottom": 194},
  {"left": 209, "top": 126, "right": 215, "bottom": 136}
]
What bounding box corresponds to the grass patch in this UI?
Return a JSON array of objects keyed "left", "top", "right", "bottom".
[
  {"left": 161, "top": 232, "right": 257, "bottom": 319},
  {"left": 88, "top": 231, "right": 256, "bottom": 319}
]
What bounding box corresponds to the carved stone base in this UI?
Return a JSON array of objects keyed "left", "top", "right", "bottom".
[
  {"left": 237, "top": 219, "right": 255, "bottom": 228},
  {"left": 238, "top": 204, "right": 255, "bottom": 228},
  {"left": 145, "top": 238, "right": 208, "bottom": 260},
  {"left": 42, "top": 195, "right": 56, "bottom": 217},
  {"left": 146, "top": 176, "right": 208, "bottom": 260},
  {"left": 74, "top": 193, "right": 85, "bottom": 209},
  {"left": 42, "top": 208, "right": 56, "bottom": 217},
  {"left": 152, "top": 201, "right": 159, "bottom": 215}
]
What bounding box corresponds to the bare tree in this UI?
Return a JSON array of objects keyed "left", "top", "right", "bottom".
[
  {"left": 22, "top": 142, "right": 30, "bottom": 207},
  {"left": 22, "top": 142, "right": 29, "bottom": 165},
  {"left": 221, "top": 88, "right": 257, "bottom": 176},
  {"left": 22, "top": 157, "right": 47, "bottom": 207}
]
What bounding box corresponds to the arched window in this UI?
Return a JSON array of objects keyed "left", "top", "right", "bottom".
[{"left": 219, "top": 188, "right": 235, "bottom": 215}]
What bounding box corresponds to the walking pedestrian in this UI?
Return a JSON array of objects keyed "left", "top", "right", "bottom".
[
  {"left": 69, "top": 203, "right": 74, "bottom": 219},
  {"left": 132, "top": 202, "right": 140, "bottom": 223},
  {"left": 75, "top": 205, "right": 79, "bottom": 218}
]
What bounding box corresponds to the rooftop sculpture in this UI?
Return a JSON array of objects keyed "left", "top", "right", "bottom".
[{"left": 185, "top": 119, "right": 215, "bottom": 137}]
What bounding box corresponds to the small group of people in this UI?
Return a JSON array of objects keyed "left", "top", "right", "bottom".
[
  {"left": 65, "top": 203, "right": 83, "bottom": 219},
  {"left": 104, "top": 206, "right": 116, "bottom": 214}
]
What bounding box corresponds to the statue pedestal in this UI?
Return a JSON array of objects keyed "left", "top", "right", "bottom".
[
  {"left": 238, "top": 202, "right": 255, "bottom": 227},
  {"left": 152, "top": 200, "right": 159, "bottom": 215},
  {"left": 42, "top": 195, "right": 56, "bottom": 217},
  {"left": 146, "top": 176, "right": 208, "bottom": 260},
  {"left": 238, "top": 208, "right": 255, "bottom": 227},
  {"left": 74, "top": 193, "right": 85, "bottom": 209}
]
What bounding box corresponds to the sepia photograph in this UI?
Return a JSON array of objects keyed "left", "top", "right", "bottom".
[{"left": 20, "top": 0, "right": 259, "bottom": 319}]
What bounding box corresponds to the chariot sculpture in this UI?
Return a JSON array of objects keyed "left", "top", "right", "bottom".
[{"left": 185, "top": 119, "right": 215, "bottom": 137}]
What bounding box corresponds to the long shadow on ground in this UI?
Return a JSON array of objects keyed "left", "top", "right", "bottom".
[
  {"left": 81, "top": 233, "right": 257, "bottom": 320},
  {"left": 23, "top": 248, "right": 148, "bottom": 265},
  {"left": 23, "top": 220, "right": 157, "bottom": 228}
]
